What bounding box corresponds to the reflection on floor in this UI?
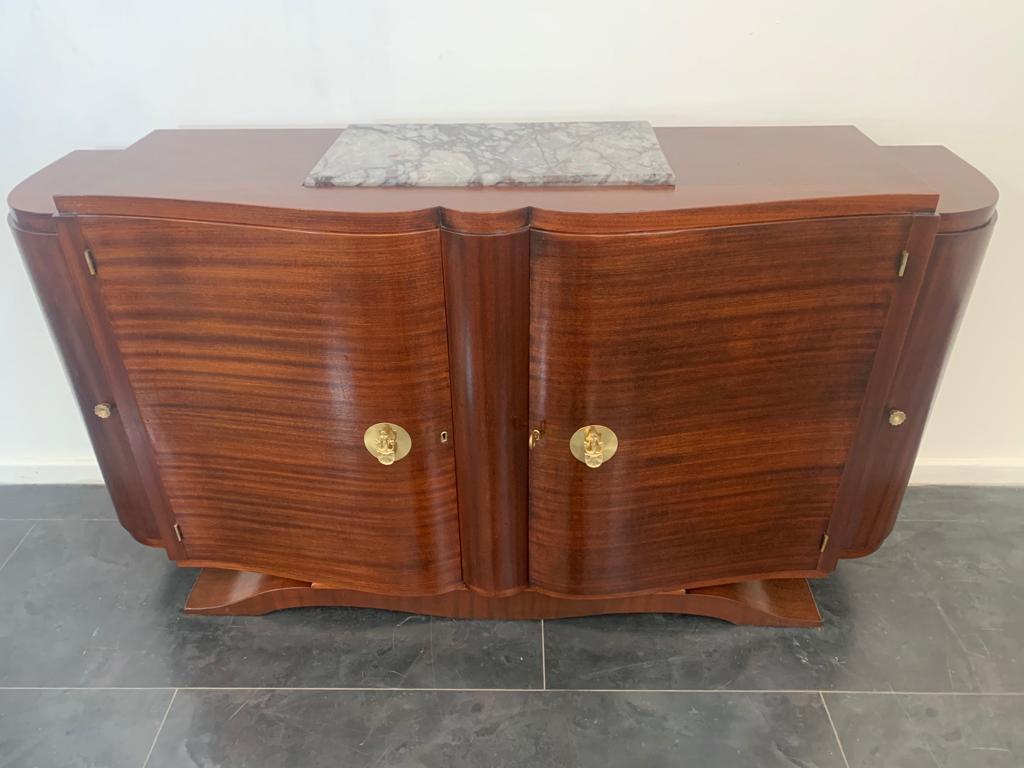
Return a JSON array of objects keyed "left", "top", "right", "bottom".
[{"left": 0, "top": 484, "right": 1020, "bottom": 767}]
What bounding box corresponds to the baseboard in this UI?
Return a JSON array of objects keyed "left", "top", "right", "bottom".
[
  {"left": 0, "top": 461, "right": 104, "bottom": 485},
  {"left": 1, "top": 459, "right": 1022, "bottom": 486},
  {"left": 909, "top": 459, "right": 1024, "bottom": 486}
]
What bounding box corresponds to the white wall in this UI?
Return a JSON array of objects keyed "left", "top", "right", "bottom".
[{"left": 1, "top": 0, "right": 1022, "bottom": 483}]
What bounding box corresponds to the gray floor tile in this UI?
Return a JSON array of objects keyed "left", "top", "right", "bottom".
[
  {"left": 147, "top": 689, "right": 845, "bottom": 768},
  {"left": 0, "top": 521, "right": 541, "bottom": 689},
  {"left": 0, "top": 484, "right": 115, "bottom": 520},
  {"left": 544, "top": 487, "right": 1024, "bottom": 692},
  {"left": 899, "top": 485, "right": 1024, "bottom": 522},
  {"left": 825, "top": 693, "right": 1024, "bottom": 767},
  {"left": 0, "top": 521, "right": 34, "bottom": 568},
  {"left": 0, "top": 688, "right": 172, "bottom": 768}
]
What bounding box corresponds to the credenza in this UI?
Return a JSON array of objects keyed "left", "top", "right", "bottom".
[{"left": 8, "top": 126, "right": 997, "bottom": 626}]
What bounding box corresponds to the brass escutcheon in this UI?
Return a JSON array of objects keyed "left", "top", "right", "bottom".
[
  {"left": 569, "top": 424, "right": 618, "bottom": 468},
  {"left": 363, "top": 422, "right": 412, "bottom": 465}
]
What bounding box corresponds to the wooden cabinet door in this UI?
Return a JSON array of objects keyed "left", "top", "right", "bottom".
[
  {"left": 529, "top": 216, "right": 923, "bottom": 596},
  {"left": 71, "top": 216, "right": 461, "bottom": 595}
]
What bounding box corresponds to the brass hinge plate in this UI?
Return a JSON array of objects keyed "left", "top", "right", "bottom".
[
  {"left": 820, "top": 533, "right": 830, "bottom": 553},
  {"left": 83, "top": 248, "right": 97, "bottom": 276},
  {"left": 173, "top": 523, "right": 183, "bottom": 542},
  {"left": 897, "top": 249, "right": 909, "bottom": 277}
]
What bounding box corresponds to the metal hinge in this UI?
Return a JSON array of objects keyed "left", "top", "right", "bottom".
[
  {"left": 820, "top": 533, "right": 830, "bottom": 553},
  {"left": 83, "top": 248, "right": 97, "bottom": 276},
  {"left": 173, "top": 523, "right": 183, "bottom": 542},
  {"left": 897, "top": 249, "right": 909, "bottom": 278}
]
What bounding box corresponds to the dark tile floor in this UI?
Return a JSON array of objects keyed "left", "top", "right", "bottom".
[{"left": 0, "top": 485, "right": 1020, "bottom": 767}]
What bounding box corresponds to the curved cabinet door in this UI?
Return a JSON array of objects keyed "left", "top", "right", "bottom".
[
  {"left": 69, "top": 216, "right": 461, "bottom": 595},
  {"left": 529, "top": 215, "right": 926, "bottom": 596}
]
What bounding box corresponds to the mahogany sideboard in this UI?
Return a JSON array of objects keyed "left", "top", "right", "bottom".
[{"left": 8, "top": 126, "right": 997, "bottom": 626}]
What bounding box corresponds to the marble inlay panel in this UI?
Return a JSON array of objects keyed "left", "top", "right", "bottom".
[{"left": 303, "top": 121, "right": 676, "bottom": 187}]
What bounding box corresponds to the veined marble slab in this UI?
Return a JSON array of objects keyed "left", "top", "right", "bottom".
[{"left": 303, "top": 121, "right": 676, "bottom": 187}]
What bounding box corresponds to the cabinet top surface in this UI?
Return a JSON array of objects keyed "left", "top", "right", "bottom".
[{"left": 8, "top": 126, "right": 996, "bottom": 234}]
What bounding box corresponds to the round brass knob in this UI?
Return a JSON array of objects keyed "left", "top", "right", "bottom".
[
  {"left": 888, "top": 409, "right": 907, "bottom": 427},
  {"left": 529, "top": 429, "right": 542, "bottom": 450},
  {"left": 363, "top": 422, "right": 412, "bottom": 465},
  {"left": 93, "top": 403, "right": 113, "bottom": 419},
  {"left": 569, "top": 424, "right": 619, "bottom": 468}
]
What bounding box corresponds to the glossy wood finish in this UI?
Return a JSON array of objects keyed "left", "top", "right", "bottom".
[
  {"left": 185, "top": 567, "right": 822, "bottom": 626},
  {"left": 10, "top": 127, "right": 942, "bottom": 236},
  {"left": 441, "top": 228, "right": 531, "bottom": 595},
  {"left": 69, "top": 215, "right": 462, "bottom": 593},
  {"left": 7, "top": 127, "right": 998, "bottom": 622},
  {"left": 884, "top": 145, "right": 999, "bottom": 233},
  {"left": 56, "top": 219, "right": 187, "bottom": 559},
  {"left": 529, "top": 216, "right": 923, "bottom": 595},
  {"left": 837, "top": 217, "right": 996, "bottom": 558},
  {"left": 9, "top": 219, "right": 160, "bottom": 546},
  {"left": 822, "top": 214, "right": 939, "bottom": 566}
]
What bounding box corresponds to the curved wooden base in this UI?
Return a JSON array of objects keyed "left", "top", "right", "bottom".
[{"left": 184, "top": 568, "right": 822, "bottom": 627}]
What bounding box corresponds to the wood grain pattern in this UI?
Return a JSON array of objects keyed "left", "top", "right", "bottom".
[
  {"left": 10, "top": 218, "right": 161, "bottom": 546},
  {"left": 442, "top": 228, "right": 531, "bottom": 595},
  {"left": 55, "top": 219, "right": 188, "bottom": 558},
  {"left": 184, "top": 567, "right": 822, "bottom": 626},
  {"left": 883, "top": 145, "right": 998, "bottom": 233},
  {"left": 73, "top": 216, "right": 462, "bottom": 594},
  {"left": 529, "top": 216, "right": 919, "bottom": 595},
  {"left": 823, "top": 214, "right": 939, "bottom": 568},
  {"left": 838, "top": 217, "right": 995, "bottom": 558},
  {"left": 5, "top": 127, "right": 999, "bottom": 623},
  {"left": 9, "top": 126, "right": 948, "bottom": 236}
]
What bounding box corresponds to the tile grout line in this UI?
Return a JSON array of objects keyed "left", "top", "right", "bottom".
[
  {"left": 0, "top": 516, "right": 985, "bottom": 524},
  {"left": 141, "top": 688, "right": 177, "bottom": 768},
  {"left": 540, "top": 620, "right": 547, "bottom": 690},
  {"left": 2, "top": 685, "right": 1024, "bottom": 695},
  {"left": 0, "top": 517, "right": 118, "bottom": 522},
  {"left": 819, "top": 692, "right": 851, "bottom": 768},
  {"left": 0, "top": 523, "right": 36, "bottom": 573},
  {"left": 897, "top": 518, "right": 999, "bottom": 523},
  {"left": 428, "top": 617, "right": 436, "bottom": 689}
]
